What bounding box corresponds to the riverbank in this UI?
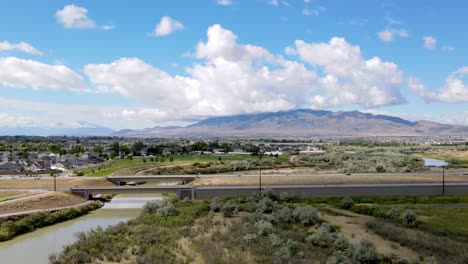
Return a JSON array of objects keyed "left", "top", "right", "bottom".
[
  {"left": 50, "top": 192, "right": 468, "bottom": 264},
  {"left": 0, "top": 192, "right": 86, "bottom": 216},
  {"left": 0, "top": 201, "right": 102, "bottom": 242}
]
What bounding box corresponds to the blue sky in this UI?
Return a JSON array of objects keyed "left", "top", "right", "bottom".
[{"left": 0, "top": 0, "right": 467, "bottom": 130}]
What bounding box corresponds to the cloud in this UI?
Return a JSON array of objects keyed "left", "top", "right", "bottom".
[
  {"left": 378, "top": 29, "right": 408, "bottom": 42},
  {"left": 217, "top": 0, "right": 232, "bottom": 6},
  {"left": 423, "top": 36, "right": 437, "bottom": 49},
  {"left": 409, "top": 67, "right": 468, "bottom": 103},
  {"left": 101, "top": 25, "right": 116, "bottom": 31},
  {"left": 0, "top": 97, "right": 183, "bottom": 129},
  {"left": 84, "top": 25, "right": 319, "bottom": 117},
  {"left": 0, "top": 57, "right": 88, "bottom": 91},
  {"left": 151, "top": 16, "right": 184, "bottom": 36},
  {"left": 441, "top": 46, "right": 455, "bottom": 52},
  {"left": 269, "top": 0, "right": 279, "bottom": 6},
  {"left": 384, "top": 16, "right": 401, "bottom": 25},
  {"left": 84, "top": 24, "right": 406, "bottom": 123},
  {"left": 289, "top": 37, "right": 405, "bottom": 108},
  {"left": 56, "top": 4, "right": 96, "bottom": 29},
  {"left": 0, "top": 112, "right": 43, "bottom": 128},
  {"left": 303, "top": 6, "right": 326, "bottom": 16},
  {"left": 0, "top": 41, "right": 42, "bottom": 56}
]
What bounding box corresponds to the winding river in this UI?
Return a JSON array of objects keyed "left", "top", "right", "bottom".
[{"left": 0, "top": 194, "right": 162, "bottom": 264}]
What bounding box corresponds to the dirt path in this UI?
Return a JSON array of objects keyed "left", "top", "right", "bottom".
[
  {"left": 320, "top": 207, "right": 420, "bottom": 260},
  {"left": 0, "top": 191, "right": 49, "bottom": 206},
  {"left": 0, "top": 191, "right": 85, "bottom": 215},
  {"left": 0, "top": 200, "right": 95, "bottom": 219}
]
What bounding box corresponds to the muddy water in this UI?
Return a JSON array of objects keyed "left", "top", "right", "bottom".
[{"left": 0, "top": 194, "right": 162, "bottom": 264}]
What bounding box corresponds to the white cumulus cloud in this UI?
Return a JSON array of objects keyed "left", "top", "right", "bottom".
[
  {"left": 151, "top": 16, "right": 184, "bottom": 36},
  {"left": 409, "top": 67, "right": 468, "bottom": 103},
  {"left": 378, "top": 29, "right": 408, "bottom": 42},
  {"left": 84, "top": 24, "right": 406, "bottom": 122},
  {"left": 423, "top": 36, "right": 437, "bottom": 49},
  {"left": 56, "top": 4, "right": 96, "bottom": 29},
  {"left": 0, "top": 57, "right": 88, "bottom": 91},
  {"left": 0, "top": 41, "right": 42, "bottom": 56},
  {"left": 289, "top": 37, "right": 405, "bottom": 108}
]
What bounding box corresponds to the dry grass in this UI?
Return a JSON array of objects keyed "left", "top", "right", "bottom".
[
  {"left": 0, "top": 191, "right": 85, "bottom": 215},
  {"left": 0, "top": 177, "right": 113, "bottom": 189},
  {"left": 320, "top": 207, "right": 420, "bottom": 260}
]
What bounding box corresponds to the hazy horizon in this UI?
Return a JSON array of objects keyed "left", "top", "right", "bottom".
[{"left": 1, "top": 1, "right": 467, "bottom": 131}]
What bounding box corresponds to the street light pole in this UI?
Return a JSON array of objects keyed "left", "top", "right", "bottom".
[
  {"left": 259, "top": 151, "right": 263, "bottom": 192},
  {"left": 442, "top": 166, "right": 445, "bottom": 195}
]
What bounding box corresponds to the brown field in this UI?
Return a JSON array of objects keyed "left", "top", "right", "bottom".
[
  {"left": 0, "top": 191, "right": 85, "bottom": 216},
  {"left": 0, "top": 177, "right": 113, "bottom": 190}
]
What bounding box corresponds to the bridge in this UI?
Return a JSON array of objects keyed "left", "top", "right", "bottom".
[
  {"left": 70, "top": 185, "right": 193, "bottom": 199},
  {"left": 70, "top": 182, "right": 468, "bottom": 200},
  {"left": 106, "top": 175, "right": 197, "bottom": 186}
]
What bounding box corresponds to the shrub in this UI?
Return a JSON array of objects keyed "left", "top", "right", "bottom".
[
  {"left": 293, "top": 206, "right": 318, "bottom": 226},
  {"left": 279, "top": 192, "right": 301, "bottom": 203},
  {"left": 285, "top": 239, "right": 300, "bottom": 256},
  {"left": 255, "top": 220, "right": 274, "bottom": 236},
  {"left": 243, "top": 233, "right": 257, "bottom": 243},
  {"left": 268, "top": 233, "right": 283, "bottom": 247},
  {"left": 401, "top": 210, "right": 418, "bottom": 228},
  {"left": 155, "top": 201, "right": 178, "bottom": 217},
  {"left": 209, "top": 198, "right": 222, "bottom": 212},
  {"left": 142, "top": 201, "right": 161, "bottom": 214},
  {"left": 340, "top": 197, "right": 355, "bottom": 209},
  {"left": 392, "top": 258, "right": 410, "bottom": 264},
  {"left": 306, "top": 223, "right": 335, "bottom": 248},
  {"left": 333, "top": 234, "right": 352, "bottom": 252},
  {"left": 352, "top": 239, "right": 381, "bottom": 264},
  {"left": 385, "top": 207, "right": 401, "bottom": 220},
  {"left": 261, "top": 187, "right": 280, "bottom": 201},
  {"left": 275, "top": 206, "right": 294, "bottom": 224},
  {"left": 221, "top": 201, "right": 238, "bottom": 218},
  {"left": 370, "top": 204, "right": 380, "bottom": 213},
  {"left": 332, "top": 250, "right": 351, "bottom": 264},
  {"left": 254, "top": 197, "right": 278, "bottom": 214}
]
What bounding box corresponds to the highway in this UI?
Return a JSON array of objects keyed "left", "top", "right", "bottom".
[{"left": 70, "top": 182, "right": 468, "bottom": 200}]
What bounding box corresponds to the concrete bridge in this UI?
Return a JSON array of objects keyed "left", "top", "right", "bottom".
[
  {"left": 70, "top": 185, "right": 193, "bottom": 199},
  {"left": 106, "top": 175, "right": 197, "bottom": 186},
  {"left": 71, "top": 182, "right": 468, "bottom": 200}
]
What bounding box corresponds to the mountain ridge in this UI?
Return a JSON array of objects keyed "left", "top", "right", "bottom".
[{"left": 113, "top": 109, "right": 468, "bottom": 137}]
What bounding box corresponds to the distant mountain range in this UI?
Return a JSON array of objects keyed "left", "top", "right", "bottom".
[
  {"left": 0, "top": 121, "right": 115, "bottom": 136},
  {"left": 3, "top": 110, "right": 467, "bottom": 137},
  {"left": 113, "top": 109, "right": 468, "bottom": 137}
]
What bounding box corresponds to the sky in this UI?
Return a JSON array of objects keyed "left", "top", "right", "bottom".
[{"left": 0, "top": 0, "right": 467, "bottom": 131}]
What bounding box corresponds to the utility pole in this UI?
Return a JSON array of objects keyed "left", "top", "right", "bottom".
[
  {"left": 52, "top": 171, "right": 57, "bottom": 192},
  {"left": 258, "top": 150, "right": 264, "bottom": 192},
  {"left": 442, "top": 166, "right": 445, "bottom": 195}
]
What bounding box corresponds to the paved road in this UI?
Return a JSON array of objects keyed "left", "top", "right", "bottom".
[{"left": 70, "top": 182, "right": 468, "bottom": 200}]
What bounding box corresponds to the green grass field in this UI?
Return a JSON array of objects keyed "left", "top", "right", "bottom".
[
  {"left": 417, "top": 151, "right": 468, "bottom": 167},
  {"left": 76, "top": 154, "right": 283, "bottom": 177},
  {"left": 322, "top": 194, "right": 468, "bottom": 236}
]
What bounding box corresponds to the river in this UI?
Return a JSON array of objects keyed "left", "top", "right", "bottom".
[
  {"left": 423, "top": 158, "right": 449, "bottom": 167},
  {"left": 0, "top": 194, "right": 162, "bottom": 264}
]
